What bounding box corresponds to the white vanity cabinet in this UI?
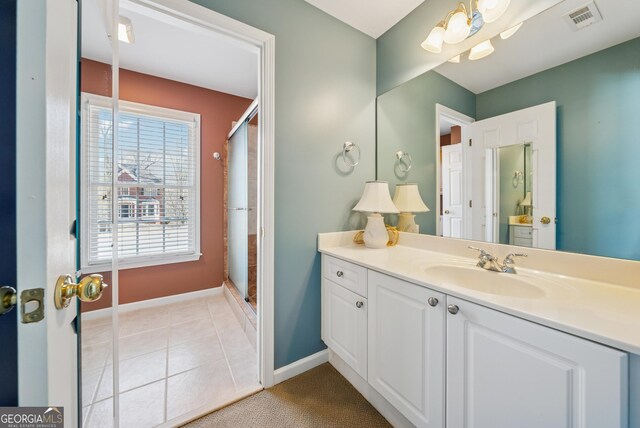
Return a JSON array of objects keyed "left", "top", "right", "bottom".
[
  {"left": 446, "top": 296, "right": 628, "bottom": 428},
  {"left": 367, "top": 271, "right": 445, "bottom": 428},
  {"left": 321, "top": 255, "right": 368, "bottom": 379},
  {"left": 320, "top": 254, "right": 629, "bottom": 428}
]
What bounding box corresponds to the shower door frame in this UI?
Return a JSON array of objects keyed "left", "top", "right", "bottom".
[{"left": 131, "top": 0, "right": 276, "bottom": 389}]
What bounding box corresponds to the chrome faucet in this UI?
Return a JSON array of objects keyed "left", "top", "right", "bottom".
[
  {"left": 469, "top": 247, "right": 528, "bottom": 274},
  {"left": 501, "top": 253, "right": 527, "bottom": 274},
  {"left": 468, "top": 246, "right": 502, "bottom": 272}
]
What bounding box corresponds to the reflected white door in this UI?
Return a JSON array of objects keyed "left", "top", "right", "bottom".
[
  {"left": 442, "top": 144, "right": 464, "bottom": 238},
  {"left": 228, "top": 122, "right": 249, "bottom": 299},
  {"left": 470, "top": 102, "right": 556, "bottom": 249}
]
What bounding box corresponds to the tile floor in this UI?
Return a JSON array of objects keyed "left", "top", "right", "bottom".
[{"left": 81, "top": 292, "right": 261, "bottom": 428}]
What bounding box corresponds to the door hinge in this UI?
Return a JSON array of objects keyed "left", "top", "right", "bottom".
[
  {"left": 468, "top": 139, "right": 472, "bottom": 147},
  {"left": 469, "top": 200, "right": 473, "bottom": 208},
  {"left": 70, "top": 219, "right": 77, "bottom": 238}
]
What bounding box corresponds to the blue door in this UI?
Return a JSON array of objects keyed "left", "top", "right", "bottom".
[{"left": 0, "top": 0, "right": 18, "bottom": 406}]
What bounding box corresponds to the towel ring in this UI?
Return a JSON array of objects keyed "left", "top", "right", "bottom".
[
  {"left": 342, "top": 141, "right": 360, "bottom": 167},
  {"left": 396, "top": 150, "right": 412, "bottom": 173}
]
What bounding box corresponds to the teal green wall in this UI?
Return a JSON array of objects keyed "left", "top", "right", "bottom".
[
  {"left": 477, "top": 37, "right": 640, "bottom": 260},
  {"left": 189, "top": 0, "right": 376, "bottom": 369},
  {"left": 377, "top": 71, "right": 475, "bottom": 235}
]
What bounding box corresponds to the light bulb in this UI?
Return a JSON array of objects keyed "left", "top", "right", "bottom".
[
  {"left": 468, "top": 39, "right": 495, "bottom": 60},
  {"left": 444, "top": 10, "right": 470, "bottom": 44},
  {"left": 421, "top": 24, "right": 446, "bottom": 53},
  {"left": 478, "top": 0, "right": 510, "bottom": 23}
]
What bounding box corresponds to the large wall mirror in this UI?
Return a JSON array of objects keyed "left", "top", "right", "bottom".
[{"left": 377, "top": 0, "right": 640, "bottom": 261}]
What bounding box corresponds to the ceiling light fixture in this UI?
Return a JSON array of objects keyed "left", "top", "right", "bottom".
[
  {"left": 448, "top": 54, "right": 461, "bottom": 63},
  {"left": 500, "top": 22, "right": 523, "bottom": 39},
  {"left": 420, "top": 0, "right": 511, "bottom": 53},
  {"left": 118, "top": 16, "right": 135, "bottom": 44},
  {"left": 468, "top": 39, "right": 495, "bottom": 60},
  {"left": 477, "top": 0, "right": 511, "bottom": 23}
]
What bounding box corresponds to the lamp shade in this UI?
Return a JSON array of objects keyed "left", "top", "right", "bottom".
[
  {"left": 444, "top": 8, "right": 470, "bottom": 44},
  {"left": 520, "top": 191, "right": 532, "bottom": 206},
  {"left": 500, "top": 22, "right": 522, "bottom": 39},
  {"left": 393, "top": 183, "right": 430, "bottom": 213},
  {"left": 468, "top": 39, "right": 495, "bottom": 60},
  {"left": 353, "top": 181, "right": 399, "bottom": 214},
  {"left": 421, "top": 23, "right": 445, "bottom": 53},
  {"left": 478, "top": 0, "right": 510, "bottom": 23}
]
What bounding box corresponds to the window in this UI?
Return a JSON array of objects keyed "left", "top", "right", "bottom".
[{"left": 81, "top": 93, "right": 201, "bottom": 270}]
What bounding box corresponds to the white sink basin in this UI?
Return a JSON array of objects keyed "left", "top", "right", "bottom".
[{"left": 423, "top": 265, "right": 546, "bottom": 298}]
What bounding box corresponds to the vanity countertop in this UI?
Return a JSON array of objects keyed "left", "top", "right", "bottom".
[{"left": 319, "top": 233, "right": 640, "bottom": 355}]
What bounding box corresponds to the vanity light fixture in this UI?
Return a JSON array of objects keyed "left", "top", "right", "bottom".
[
  {"left": 468, "top": 39, "right": 495, "bottom": 60},
  {"left": 118, "top": 16, "right": 135, "bottom": 44},
  {"left": 393, "top": 183, "right": 430, "bottom": 234},
  {"left": 500, "top": 22, "right": 523, "bottom": 39},
  {"left": 353, "top": 181, "right": 399, "bottom": 249},
  {"left": 421, "top": 21, "right": 446, "bottom": 53}
]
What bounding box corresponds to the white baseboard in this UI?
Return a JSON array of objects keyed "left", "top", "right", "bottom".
[
  {"left": 329, "top": 350, "right": 413, "bottom": 428},
  {"left": 273, "top": 349, "right": 329, "bottom": 385},
  {"left": 81, "top": 286, "right": 224, "bottom": 321}
]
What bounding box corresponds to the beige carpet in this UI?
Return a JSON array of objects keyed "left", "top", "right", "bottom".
[{"left": 183, "top": 363, "right": 392, "bottom": 427}]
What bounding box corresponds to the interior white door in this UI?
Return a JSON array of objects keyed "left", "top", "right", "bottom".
[
  {"left": 446, "top": 297, "right": 628, "bottom": 428},
  {"left": 470, "top": 101, "right": 556, "bottom": 249},
  {"left": 16, "top": 0, "right": 81, "bottom": 423},
  {"left": 441, "top": 144, "right": 464, "bottom": 238}
]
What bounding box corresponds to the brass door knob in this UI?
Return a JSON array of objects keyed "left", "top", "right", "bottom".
[
  {"left": 54, "top": 274, "right": 108, "bottom": 309},
  {"left": 0, "top": 286, "right": 17, "bottom": 316},
  {"left": 540, "top": 216, "right": 551, "bottom": 225}
]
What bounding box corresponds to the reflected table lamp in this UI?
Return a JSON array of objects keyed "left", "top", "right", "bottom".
[
  {"left": 393, "top": 183, "right": 429, "bottom": 233},
  {"left": 520, "top": 191, "right": 532, "bottom": 219},
  {"left": 353, "top": 181, "right": 399, "bottom": 249}
]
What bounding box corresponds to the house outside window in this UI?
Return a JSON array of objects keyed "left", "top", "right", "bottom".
[{"left": 81, "top": 93, "right": 201, "bottom": 270}]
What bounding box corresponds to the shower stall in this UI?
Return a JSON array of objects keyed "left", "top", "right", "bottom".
[{"left": 227, "top": 102, "right": 258, "bottom": 311}]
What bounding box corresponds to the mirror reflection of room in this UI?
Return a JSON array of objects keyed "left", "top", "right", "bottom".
[{"left": 377, "top": 0, "right": 640, "bottom": 260}]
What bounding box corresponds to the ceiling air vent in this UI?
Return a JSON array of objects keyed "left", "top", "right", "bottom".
[{"left": 563, "top": 2, "right": 603, "bottom": 31}]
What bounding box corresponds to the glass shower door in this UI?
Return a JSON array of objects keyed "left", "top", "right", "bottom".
[{"left": 228, "top": 121, "right": 248, "bottom": 299}]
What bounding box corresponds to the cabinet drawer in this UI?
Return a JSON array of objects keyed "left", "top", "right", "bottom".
[
  {"left": 513, "top": 226, "right": 532, "bottom": 238},
  {"left": 513, "top": 237, "right": 532, "bottom": 247},
  {"left": 323, "top": 255, "right": 367, "bottom": 297}
]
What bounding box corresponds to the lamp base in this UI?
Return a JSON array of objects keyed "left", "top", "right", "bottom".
[
  {"left": 363, "top": 213, "right": 388, "bottom": 249},
  {"left": 397, "top": 212, "right": 419, "bottom": 234}
]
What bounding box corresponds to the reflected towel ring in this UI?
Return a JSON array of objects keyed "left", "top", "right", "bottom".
[
  {"left": 396, "top": 150, "right": 412, "bottom": 173},
  {"left": 342, "top": 141, "right": 360, "bottom": 167}
]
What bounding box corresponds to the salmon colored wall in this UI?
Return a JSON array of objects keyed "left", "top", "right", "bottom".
[{"left": 80, "top": 59, "right": 252, "bottom": 312}]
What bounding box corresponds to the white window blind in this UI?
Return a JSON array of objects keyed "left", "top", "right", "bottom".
[{"left": 81, "top": 93, "right": 201, "bottom": 270}]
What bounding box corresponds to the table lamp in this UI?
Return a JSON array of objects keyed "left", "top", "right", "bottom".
[
  {"left": 353, "top": 181, "right": 399, "bottom": 248},
  {"left": 392, "top": 183, "right": 429, "bottom": 233}
]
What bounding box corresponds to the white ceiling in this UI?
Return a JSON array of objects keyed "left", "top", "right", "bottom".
[
  {"left": 304, "top": 0, "right": 425, "bottom": 38},
  {"left": 435, "top": 0, "right": 640, "bottom": 94},
  {"left": 81, "top": 0, "right": 259, "bottom": 99}
]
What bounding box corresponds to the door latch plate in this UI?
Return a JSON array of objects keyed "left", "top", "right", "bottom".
[{"left": 21, "top": 288, "right": 45, "bottom": 323}]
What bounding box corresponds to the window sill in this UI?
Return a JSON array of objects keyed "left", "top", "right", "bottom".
[{"left": 81, "top": 252, "right": 202, "bottom": 274}]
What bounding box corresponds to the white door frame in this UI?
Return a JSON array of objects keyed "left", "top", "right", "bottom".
[
  {"left": 434, "top": 104, "right": 474, "bottom": 238},
  {"left": 124, "top": 0, "right": 276, "bottom": 388}
]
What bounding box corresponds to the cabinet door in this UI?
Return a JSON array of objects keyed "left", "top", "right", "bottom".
[
  {"left": 368, "top": 271, "right": 445, "bottom": 428},
  {"left": 446, "top": 297, "right": 628, "bottom": 428},
  {"left": 322, "top": 279, "right": 367, "bottom": 379}
]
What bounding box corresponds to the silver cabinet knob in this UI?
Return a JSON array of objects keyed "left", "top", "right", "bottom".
[
  {"left": 336, "top": 271, "right": 344, "bottom": 278},
  {"left": 447, "top": 304, "right": 459, "bottom": 315},
  {"left": 427, "top": 297, "right": 439, "bottom": 307},
  {"left": 355, "top": 301, "right": 364, "bottom": 308}
]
